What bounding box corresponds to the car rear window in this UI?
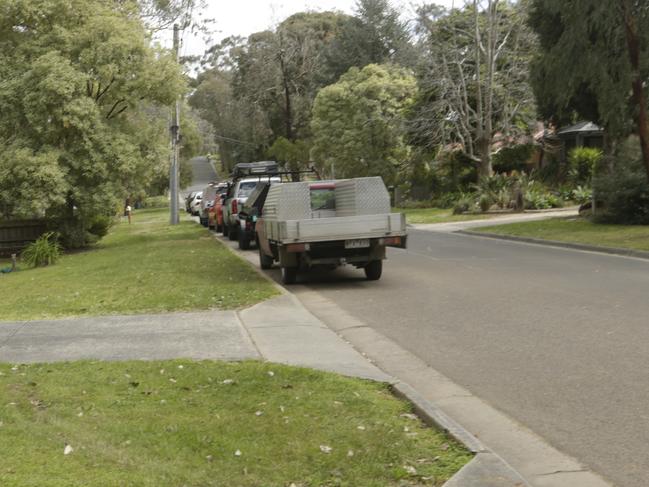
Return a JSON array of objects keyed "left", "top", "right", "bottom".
[{"left": 237, "top": 181, "right": 258, "bottom": 197}]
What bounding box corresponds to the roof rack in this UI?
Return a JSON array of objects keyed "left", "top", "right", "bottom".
[{"left": 231, "top": 161, "right": 279, "bottom": 179}]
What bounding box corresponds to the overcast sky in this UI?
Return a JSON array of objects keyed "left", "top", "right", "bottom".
[{"left": 179, "top": 0, "right": 460, "bottom": 57}]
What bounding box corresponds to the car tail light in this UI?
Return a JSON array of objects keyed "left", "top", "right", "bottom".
[{"left": 232, "top": 199, "right": 238, "bottom": 214}]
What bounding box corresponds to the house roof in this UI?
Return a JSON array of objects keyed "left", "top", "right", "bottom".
[{"left": 557, "top": 121, "right": 604, "bottom": 136}]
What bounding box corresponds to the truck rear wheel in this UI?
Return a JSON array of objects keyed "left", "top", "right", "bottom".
[
  {"left": 222, "top": 223, "right": 229, "bottom": 237},
  {"left": 258, "top": 245, "right": 273, "bottom": 270},
  {"left": 239, "top": 230, "right": 251, "bottom": 250},
  {"left": 228, "top": 224, "right": 238, "bottom": 241},
  {"left": 281, "top": 266, "right": 297, "bottom": 285},
  {"left": 364, "top": 260, "right": 382, "bottom": 281}
]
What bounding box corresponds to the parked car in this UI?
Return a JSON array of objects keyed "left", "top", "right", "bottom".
[
  {"left": 256, "top": 177, "right": 407, "bottom": 284},
  {"left": 222, "top": 161, "right": 280, "bottom": 241},
  {"left": 189, "top": 192, "right": 203, "bottom": 216},
  {"left": 208, "top": 182, "right": 229, "bottom": 230},
  {"left": 237, "top": 180, "right": 277, "bottom": 250},
  {"left": 185, "top": 191, "right": 198, "bottom": 213},
  {"left": 199, "top": 182, "right": 221, "bottom": 227}
]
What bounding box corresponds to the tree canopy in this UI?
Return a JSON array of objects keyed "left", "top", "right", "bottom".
[
  {"left": 528, "top": 0, "right": 649, "bottom": 181},
  {"left": 311, "top": 64, "right": 417, "bottom": 184},
  {"left": 0, "top": 0, "right": 185, "bottom": 244}
]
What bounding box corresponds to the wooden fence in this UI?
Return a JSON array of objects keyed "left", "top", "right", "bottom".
[{"left": 0, "top": 219, "right": 48, "bottom": 256}]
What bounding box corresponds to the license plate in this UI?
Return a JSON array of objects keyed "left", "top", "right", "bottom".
[{"left": 345, "top": 239, "right": 370, "bottom": 249}]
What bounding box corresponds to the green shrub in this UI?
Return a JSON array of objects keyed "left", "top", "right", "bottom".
[
  {"left": 594, "top": 156, "right": 649, "bottom": 224},
  {"left": 54, "top": 218, "right": 87, "bottom": 249},
  {"left": 571, "top": 185, "right": 593, "bottom": 205},
  {"left": 87, "top": 215, "right": 113, "bottom": 239},
  {"left": 478, "top": 194, "right": 492, "bottom": 212},
  {"left": 524, "top": 189, "right": 564, "bottom": 209},
  {"left": 568, "top": 147, "right": 602, "bottom": 184},
  {"left": 431, "top": 192, "right": 461, "bottom": 209},
  {"left": 493, "top": 144, "right": 534, "bottom": 173},
  {"left": 21, "top": 232, "right": 61, "bottom": 268},
  {"left": 453, "top": 194, "right": 474, "bottom": 214},
  {"left": 142, "top": 196, "right": 169, "bottom": 209}
]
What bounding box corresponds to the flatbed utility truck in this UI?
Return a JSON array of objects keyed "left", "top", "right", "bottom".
[{"left": 255, "top": 177, "right": 407, "bottom": 284}]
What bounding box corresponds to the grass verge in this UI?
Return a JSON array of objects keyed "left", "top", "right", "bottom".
[
  {"left": 396, "top": 208, "right": 495, "bottom": 224},
  {"left": 0, "top": 209, "right": 278, "bottom": 320},
  {"left": 0, "top": 360, "right": 471, "bottom": 487},
  {"left": 478, "top": 217, "right": 649, "bottom": 251}
]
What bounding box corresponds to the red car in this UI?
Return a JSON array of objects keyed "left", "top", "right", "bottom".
[{"left": 208, "top": 182, "right": 229, "bottom": 231}]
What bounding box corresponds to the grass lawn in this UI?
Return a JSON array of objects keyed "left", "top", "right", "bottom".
[
  {"left": 478, "top": 217, "right": 649, "bottom": 251},
  {"left": 396, "top": 207, "right": 494, "bottom": 225},
  {"left": 0, "top": 209, "right": 278, "bottom": 321},
  {"left": 0, "top": 360, "right": 471, "bottom": 487}
]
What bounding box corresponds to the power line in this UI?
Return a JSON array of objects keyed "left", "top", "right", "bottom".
[{"left": 213, "top": 134, "right": 258, "bottom": 147}]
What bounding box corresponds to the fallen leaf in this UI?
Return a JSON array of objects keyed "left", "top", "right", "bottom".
[
  {"left": 400, "top": 413, "right": 418, "bottom": 420},
  {"left": 234, "top": 450, "right": 242, "bottom": 457},
  {"left": 347, "top": 450, "right": 354, "bottom": 457},
  {"left": 403, "top": 465, "right": 417, "bottom": 475},
  {"left": 255, "top": 411, "right": 263, "bottom": 417},
  {"left": 440, "top": 443, "right": 449, "bottom": 451},
  {"left": 64, "top": 445, "right": 73, "bottom": 455},
  {"left": 169, "top": 378, "right": 177, "bottom": 383},
  {"left": 178, "top": 365, "right": 184, "bottom": 369},
  {"left": 222, "top": 379, "right": 235, "bottom": 385},
  {"left": 319, "top": 445, "right": 332, "bottom": 454},
  {"left": 357, "top": 426, "right": 366, "bottom": 431},
  {"left": 267, "top": 371, "right": 275, "bottom": 377}
]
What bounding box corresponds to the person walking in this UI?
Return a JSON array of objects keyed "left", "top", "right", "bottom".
[{"left": 125, "top": 203, "right": 132, "bottom": 224}]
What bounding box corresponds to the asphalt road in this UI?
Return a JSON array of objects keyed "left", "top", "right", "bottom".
[
  {"left": 256, "top": 230, "right": 649, "bottom": 487},
  {"left": 184, "top": 156, "right": 218, "bottom": 195},
  {"left": 187, "top": 165, "right": 645, "bottom": 485}
]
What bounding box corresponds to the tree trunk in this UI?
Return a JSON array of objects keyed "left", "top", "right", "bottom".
[
  {"left": 622, "top": 0, "right": 649, "bottom": 182},
  {"left": 277, "top": 46, "right": 294, "bottom": 142}
]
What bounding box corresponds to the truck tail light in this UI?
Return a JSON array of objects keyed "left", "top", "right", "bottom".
[
  {"left": 232, "top": 199, "right": 238, "bottom": 214},
  {"left": 286, "top": 243, "right": 310, "bottom": 253},
  {"left": 382, "top": 236, "right": 402, "bottom": 246}
]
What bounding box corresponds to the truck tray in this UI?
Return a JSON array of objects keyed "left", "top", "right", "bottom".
[{"left": 267, "top": 213, "right": 406, "bottom": 243}]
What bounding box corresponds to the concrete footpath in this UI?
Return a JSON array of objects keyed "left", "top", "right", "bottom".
[{"left": 0, "top": 293, "right": 529, "bottom": 487}]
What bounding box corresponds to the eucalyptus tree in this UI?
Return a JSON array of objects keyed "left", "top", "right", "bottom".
[{"left": 412, "top": 1, "right": 537, "bottom": 177}]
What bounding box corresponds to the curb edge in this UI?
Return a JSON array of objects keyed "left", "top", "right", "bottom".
[{"left": 457, "top": 230, "right": 649, "bottom": 260}]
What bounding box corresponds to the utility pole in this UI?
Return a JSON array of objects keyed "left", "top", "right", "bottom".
[{"left": 169, "top": 23, "right": 181, "bottom": 225}]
